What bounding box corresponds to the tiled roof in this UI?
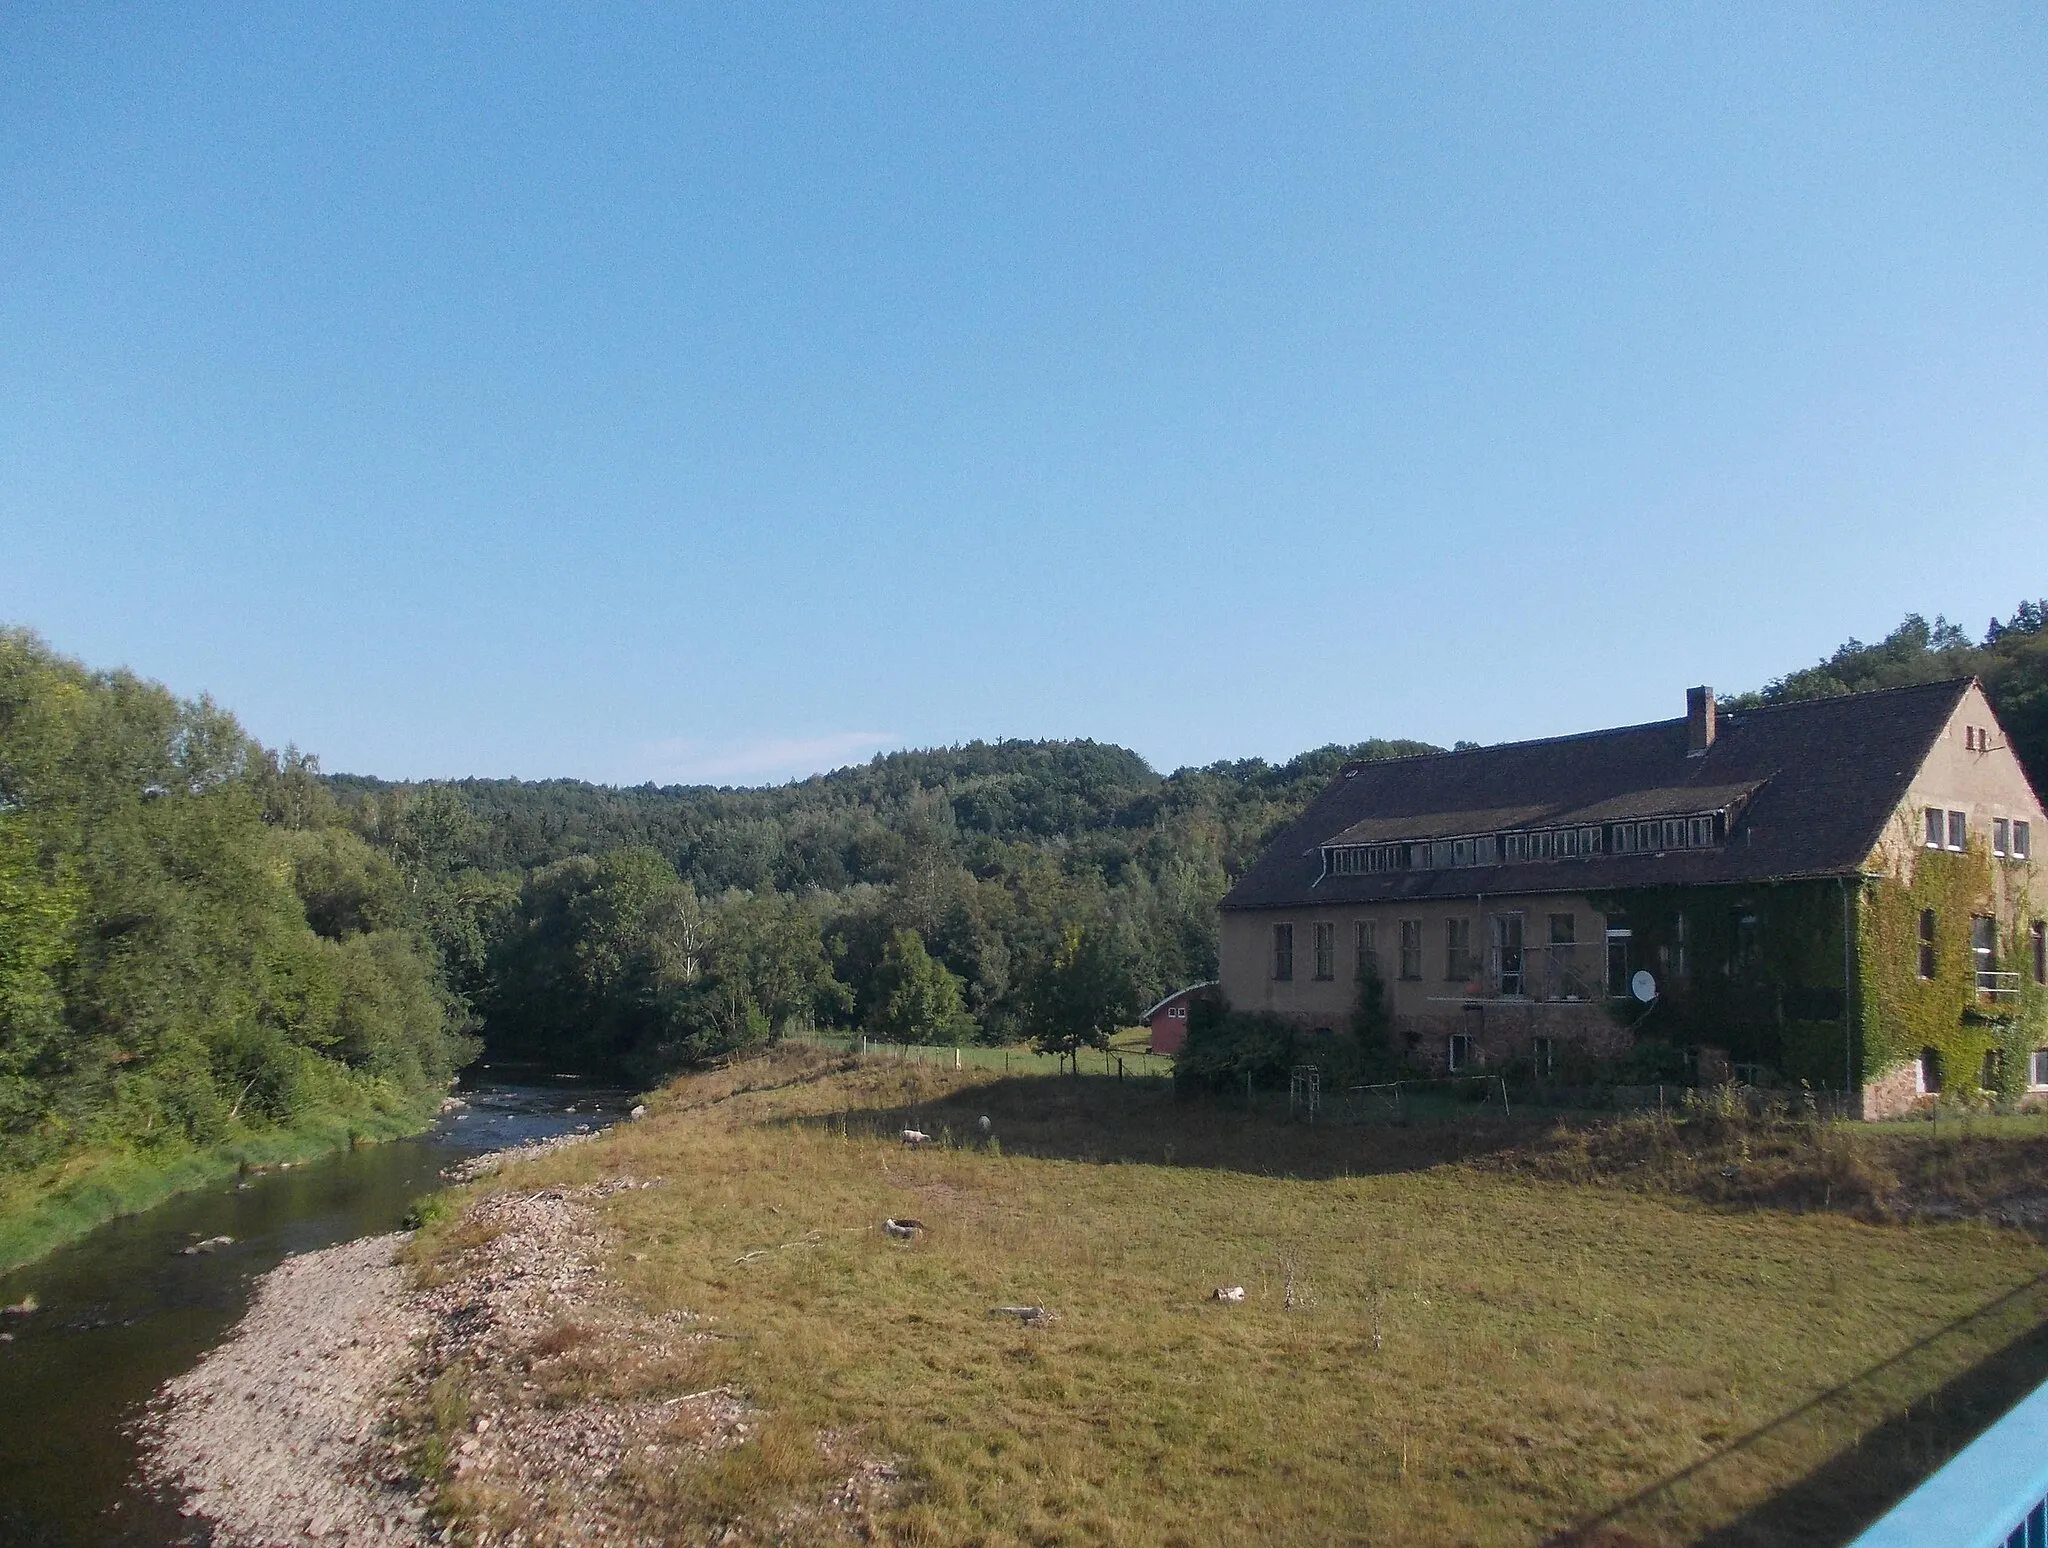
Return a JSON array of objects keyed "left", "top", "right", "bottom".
[{"left": 1220, "top": 679, "right": 1972, "bottom": 911}]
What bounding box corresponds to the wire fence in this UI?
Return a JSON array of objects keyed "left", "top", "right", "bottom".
[{"left": 780, "top": 1029, "right": 1175, "bottom": 1081}]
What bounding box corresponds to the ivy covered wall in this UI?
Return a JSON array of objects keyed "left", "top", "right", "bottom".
[
  {"left": 1590, "top": 851, "right": 2045, "bottom": 1097},
  {"left": 1856, "top": 842, "right": 2045, "bottom": 1100},
  {"left": 1588, "top": 879, "right": 1853, "bottom": 1087}
]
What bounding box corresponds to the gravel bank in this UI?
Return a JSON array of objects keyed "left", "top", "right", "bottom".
[
  {"left": 139, "top": 1156, "right": 755, "bottom": 1547},
  {"left": 142, "top": 1233, "right": 431, "bottom": 1545}
]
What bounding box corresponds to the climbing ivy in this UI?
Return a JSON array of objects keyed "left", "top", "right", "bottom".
[
  {"left": 1857, "top": 839, "right": 2046, "bottom": 1100},
  {"left": 1586, "top": 879, "right": 1851, "bottom": 1086}
]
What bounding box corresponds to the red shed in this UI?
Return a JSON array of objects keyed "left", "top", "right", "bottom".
[{"left": 1143, "top": 981, "right": 1217, "bottom": 1056}]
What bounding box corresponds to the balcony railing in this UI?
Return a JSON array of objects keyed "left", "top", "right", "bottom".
[
  {"left": 1428, "top": 944, "right": 1601, "bottom": 1003},
  {"left": 1979, "top": 970, "right": 2023, "bottom": 999}
]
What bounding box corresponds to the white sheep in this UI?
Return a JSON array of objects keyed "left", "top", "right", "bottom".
[{"left": 901, "top": 1128, "right": 932, "bottom": 1147}]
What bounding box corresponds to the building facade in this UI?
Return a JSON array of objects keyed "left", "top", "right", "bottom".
[{"left": 1217, "top": 681, "right": 2047, "bottom": 1113}]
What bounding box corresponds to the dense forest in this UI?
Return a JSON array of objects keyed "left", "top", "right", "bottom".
[
  {"left": 2, "top": 601, "right": 2044, "bottom": 1214},
  {"left": 327, "top": 736, "right": 1439, "bottom": 1077}
]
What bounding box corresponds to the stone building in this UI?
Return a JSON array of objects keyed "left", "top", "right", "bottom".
[{"left": 1216, "top": 680, "right": 2047, "bottom": 1115}]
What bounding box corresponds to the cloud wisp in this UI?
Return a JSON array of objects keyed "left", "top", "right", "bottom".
[{"left": 628, "top": 730, "right": 903, "bottom": 788}]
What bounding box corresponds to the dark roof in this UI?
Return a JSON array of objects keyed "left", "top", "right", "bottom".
[{"left": 1220, "top": 679, "right": 1973, "bottom": 911}]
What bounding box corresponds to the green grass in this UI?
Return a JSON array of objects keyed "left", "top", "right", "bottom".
[
  {"left": 420, "top": 1049, "right": 2048, "bottom": 1546},
  {"left": 0, "top": 1099, "right": 438, "bottom": 1272}
]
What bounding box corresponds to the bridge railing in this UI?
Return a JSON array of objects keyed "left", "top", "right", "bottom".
[{"left": 1849, "top": 1375, "right": 2048, "bottom": 1548}]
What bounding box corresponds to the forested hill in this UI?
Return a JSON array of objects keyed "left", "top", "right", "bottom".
[
  {"left": 327, "top": 737, "right": 1439, "bottom": 896},
  {"left": 323, "top": 736, "right": 1441, "bottom": 1075}
]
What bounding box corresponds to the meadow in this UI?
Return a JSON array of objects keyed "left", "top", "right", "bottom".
[{"left": 417, "top": 1048, "right": 2048, "bottom": 1546}]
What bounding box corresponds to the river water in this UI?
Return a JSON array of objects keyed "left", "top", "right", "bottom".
[{"left": 0, "top": 1076, "right": 627, "bottom": 1547}]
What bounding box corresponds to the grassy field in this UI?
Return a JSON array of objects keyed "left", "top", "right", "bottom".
[{"left": 419, "top": 1049, "right": 2048, "bottom": 1546}]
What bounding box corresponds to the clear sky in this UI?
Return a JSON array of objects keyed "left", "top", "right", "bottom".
[{"left": 4, "top": 5, "right": 2044, "bottom": 786}]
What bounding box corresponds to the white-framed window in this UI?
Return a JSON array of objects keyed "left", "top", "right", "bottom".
[
  {"left": 1494, "top": 912, "right": 1525, "bottom": 997},
  {"left": 1994, "top": 818, "right": 2011, "bottom": 857},
  {"left": 1606, "top": 927, "right": 1632, "bottom": 998},
  {"left": 1949, "top": 810, "right": 1968, "bottom": 851},
  {"left": 1918, "top": 1048, "right": 1943, "bottom": 1095},
  {"left": 1973, "top": 916, "right": 2001, "bottom": 994},
  {"left": 1531, "top": 1036, "right": 1555, "bottom": 1079},
  {"left": 1926, "top": 807, "right": 1945, "bottom": 848},
  {"left": 1447, "top": 1033, "right": 1474, "bottom": 1072},
  {"left": 1273, "top": 924, "right": 1294, "bottom": 981},
  {"left": 2016, "top": 820, "right": 2033, "bottom": 860},
  {"left": 2031, "top": 1048, "right": 2048, "bottom": 1090},
  {"left": 1355, "top": 921, "right": 1379, "bottom": 980}
]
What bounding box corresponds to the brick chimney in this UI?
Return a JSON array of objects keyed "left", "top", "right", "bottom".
[{"left": 1687, "top": 686, "right": 1716, "bottom": 755}]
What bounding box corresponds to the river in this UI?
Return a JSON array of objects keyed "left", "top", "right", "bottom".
[{"left": 0, "top": 1075, "right": 628, "bottom": 1547}]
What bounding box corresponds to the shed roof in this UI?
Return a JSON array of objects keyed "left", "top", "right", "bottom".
[{"left": 1220, "top": 678, "right": 1972, "bottom": 911}]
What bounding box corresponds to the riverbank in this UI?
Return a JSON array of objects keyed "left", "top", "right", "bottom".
[
  {"left": 140, "top": 1047, "right": 2048, "bottom": 1545},
  {"left": 0, "top": 1096, "right": 444, "bottom": 1274},
  {"left": 139, "top": 1131, "right": 752, "bottom": 1548},
  {"left": 143, "top": 1232, "right": 429, "bottom": 1545}
]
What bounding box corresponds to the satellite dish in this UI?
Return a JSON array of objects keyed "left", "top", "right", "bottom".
[{"left": 1631, "top": 970, "right": 1658, "bottom": 1003}]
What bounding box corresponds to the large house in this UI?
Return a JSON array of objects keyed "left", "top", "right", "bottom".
[{"left": 1217, "top": 681, "right": 2047, "bottom": 1117}]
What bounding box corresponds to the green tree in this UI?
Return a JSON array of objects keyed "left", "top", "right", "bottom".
[
  {"left": 864, "top": 928, "right": 971, "bottom": 1045},
  {"left": 0, "top": 628, "right": 471, "bottom": 1187},
  {"left": 1022, "top": 922, "right": 1136, "bottom": 1069}
]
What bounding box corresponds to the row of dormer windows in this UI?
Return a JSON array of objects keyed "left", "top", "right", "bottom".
[{"left": 1323, "top": 812, "right": 1724, "bottom": 877}]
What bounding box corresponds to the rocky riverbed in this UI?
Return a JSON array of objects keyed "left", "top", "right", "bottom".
[
  {"left": 142, "top": 1232, "right": 431, "bottom": 1545},
  {"left": 138, "top": 1130, "right": 766, "bottom": 1548}
]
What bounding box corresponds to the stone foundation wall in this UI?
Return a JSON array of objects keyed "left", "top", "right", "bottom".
[
  {"left": 1860, "top": 1061, "right": 1923, "bottom": 1121},
  {"left": 1395, "top": 1001, "right": 1625, "bottom": 1076}
]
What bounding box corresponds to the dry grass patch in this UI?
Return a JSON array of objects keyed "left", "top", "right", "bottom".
[{"left": 416, "top": 1049, "right": 2048, "bottom": 1546}]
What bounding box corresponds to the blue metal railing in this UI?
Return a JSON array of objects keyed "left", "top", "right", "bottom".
[{"left": 1851, "top": 1377, "right": 2048, "bottom": 1547}]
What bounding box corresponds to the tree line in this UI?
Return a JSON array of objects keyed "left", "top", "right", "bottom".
[
  {"left": 328, "top": 737, "right": 1437, "bottom": 1078},
  {"left": 0, "top": 629, "right": 473, "bottom": 1184}
]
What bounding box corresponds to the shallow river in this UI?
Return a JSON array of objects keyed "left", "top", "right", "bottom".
[{"left": 0, "top": 1076, "right": 627, "bottom": 1546}]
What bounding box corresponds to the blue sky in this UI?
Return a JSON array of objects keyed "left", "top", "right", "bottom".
[{"left": 4, "top": 4, "right": 2044, "bottom": 785}]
